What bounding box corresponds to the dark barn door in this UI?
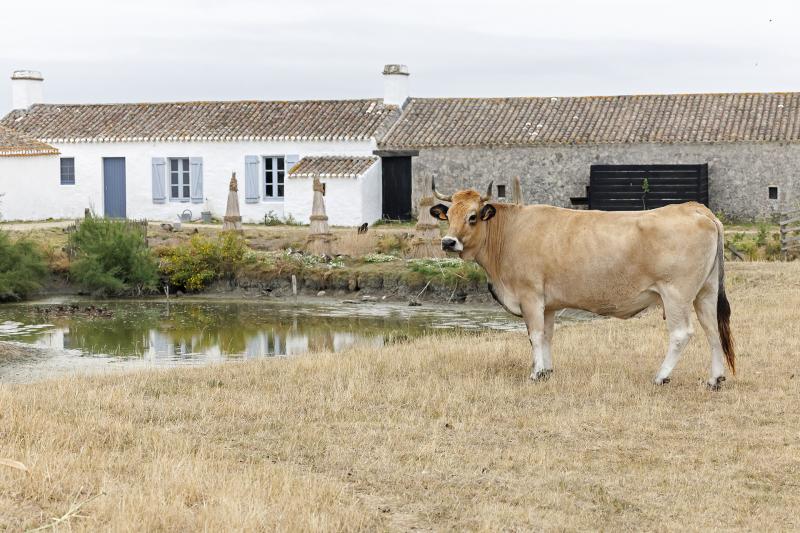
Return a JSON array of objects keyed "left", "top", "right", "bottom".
[
  {"left": 588, "top": 164, "right": 708, "bottom": 211},
  {"left": 103, "top": 157, "right": 127, "bottom": 218},
  {"left": 381, "top": 156, "right": 412, "bottom": 220}
]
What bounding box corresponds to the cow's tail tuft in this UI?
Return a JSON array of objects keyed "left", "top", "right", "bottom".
[{"left": 716, "top": 224, "right": 735, "bottom": 374}]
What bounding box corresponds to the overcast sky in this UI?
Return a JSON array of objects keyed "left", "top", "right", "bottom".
[{"left": 1, "top": 0, "right": 798, "bottom": 114}]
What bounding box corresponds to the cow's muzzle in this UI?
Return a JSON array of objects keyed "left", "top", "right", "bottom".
[{"left": 441, "top": 237, "right": 463, "bottom": 252}]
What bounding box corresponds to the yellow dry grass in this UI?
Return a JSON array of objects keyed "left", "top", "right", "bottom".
[
  {"left": 1, "top": 262, "right": 799, "bottom": 531},
  {"left": 332, "top": 231, "right": 381, "bottom": 257}
]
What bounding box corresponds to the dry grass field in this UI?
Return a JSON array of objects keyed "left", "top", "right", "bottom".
[{"left": 1, "top": 261, "right": 799, "bottom": 531}]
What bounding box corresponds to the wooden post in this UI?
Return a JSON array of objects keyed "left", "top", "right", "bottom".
[
  {"left": 780, "top": 207, "right": 800, "bottom": 260},
  {"left": 512, "top": 176, "right": 523, "bottom": 205}
]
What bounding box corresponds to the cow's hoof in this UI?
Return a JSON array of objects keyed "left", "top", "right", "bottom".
[
  {"left": 707, "top": 376, "right": 726, "bottom": 391},
  {"left": 653, "top": 377, "right": 671, "bottom": 386},
  {"left": 530, "top": 369, "right": 553, "bottom": 382}
]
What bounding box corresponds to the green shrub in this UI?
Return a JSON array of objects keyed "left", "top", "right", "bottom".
[
  {"left": 766, "top": 238, "right": 783, "bottom": 260},
  {"left": 263, "top": 210, "right": 303, "bottom": 226},
  {"left": 407, "top": 257, "right": 486, "bottom": 285},
  {"left": 0, "top": 231, "right": 48, "bottom": 302},
  {"left": 263, "top": 211, "right": 282, "bottom": 226},
  {"left": 68, "top": 217, "right": 158, "bottom": 296},
  {"left": 756, "top": 222, "right": 769, "bottom": 247},
  {"left": 735, "top": 240, "right": 759, "bottom": 261},
  {"left": 160, "top": 232, "right": 249, "bottom": 291}
]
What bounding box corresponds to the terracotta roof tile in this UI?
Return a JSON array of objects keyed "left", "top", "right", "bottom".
[
  {"left": 1, "top": 100, "right": 400, "bottom": 144},
  {"left": 0, "top": 124, "right": 59, "bottom": 156},
  {"left": 288, "top": 156, "right": 378, "bottom": 178},
  {"left": 380, "top": 93, "right": 800, "bottom": 148}
]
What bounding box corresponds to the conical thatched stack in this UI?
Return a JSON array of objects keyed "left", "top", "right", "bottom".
[
  {"left": 222, "top": 172, "right": 243, "bottom": 232},
  {"left": 512, "top": 176, "right": 523, "bottom": 205},
  {"left": 307, "top": 177, "right": 333, "bottom": 255},
  {"left": 410, "top": 175, "right": 445, "bottom": 258}
]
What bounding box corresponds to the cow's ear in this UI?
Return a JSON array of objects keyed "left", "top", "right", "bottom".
[
  {"left": 480, "top": 203, "right": 496, "bottom": 221},
  {"left": 430, "top": 204, "right": 449, "bottom": 221}
]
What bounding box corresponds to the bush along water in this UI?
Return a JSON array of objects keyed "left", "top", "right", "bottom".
[
  {"left": 68, "top": 217, "right": 159, "bottom": 296},
  {"left": 159, "top": 232, "right": 250, "bottom": 292},
  {"left": 727, "top": 224, "right": 783, "bottom": 261},
  {"left": 0, "top": 230, "right": 48, "bottom": 302}
]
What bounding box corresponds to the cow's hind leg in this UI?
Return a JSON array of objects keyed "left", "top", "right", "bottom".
[
  {"left": 654, "top": 294, "right": 694, "bottom": 385},
  {"left": 694, "top": 280, "right": 726, "bottom": 389}
]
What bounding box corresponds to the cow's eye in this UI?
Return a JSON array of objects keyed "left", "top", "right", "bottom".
[{"left": 468, "top": 214, "right": 477, "bottom": 225}]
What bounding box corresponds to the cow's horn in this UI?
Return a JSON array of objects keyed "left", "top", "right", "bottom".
[
  {"left": 431, "top": 176, "right": 452, "bottom": 202},
  {"left": 481, "top": 181, "right": 494, "bottom": 202}
]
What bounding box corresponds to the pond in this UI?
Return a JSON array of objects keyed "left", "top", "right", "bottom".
[{"left": 0, "top": 298, "right": 527, "bottom": 383}]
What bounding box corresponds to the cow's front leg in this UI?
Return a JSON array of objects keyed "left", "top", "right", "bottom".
[
  {"left": 543, "top": 309, "right": 556, "bottom": 372},
  {"left": 522, "top": 298, "right": 548, "bottom": 381}
]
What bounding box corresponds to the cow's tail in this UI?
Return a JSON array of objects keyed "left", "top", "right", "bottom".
[{"left": 715, "top": 221, "right": 735, "bottom": 374}]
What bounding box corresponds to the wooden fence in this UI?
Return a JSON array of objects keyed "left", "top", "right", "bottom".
[
  {"left": 780, "top": 209, "right": 800, "bottom": 259},
  {"left": 588, "top": 164, "right": 709, "bottom": 211}
]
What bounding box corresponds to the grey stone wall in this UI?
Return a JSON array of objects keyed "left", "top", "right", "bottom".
[{"left": 410, "top": 142, "right": 800, "bottom": 221}]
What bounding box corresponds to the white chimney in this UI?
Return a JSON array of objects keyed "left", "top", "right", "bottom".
[
  {"left": 11, "top": 70, "right": 44, "bottom": 110},
  {"left": 382, "top": 64, "right": 409, "bottom": 107}
]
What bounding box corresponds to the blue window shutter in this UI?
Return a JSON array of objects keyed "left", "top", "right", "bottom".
[
  {"left": 190, "top": 157, "right": 204, "bottom": 203},
  {"left": 151, "top": 157, "right": 166, "bottom": 203},
  {"left": 285, "top": 154, "right": 300, "bottom": 174},
  {"left": 245, "top": 155, "right": 260, "bottom": 203}
]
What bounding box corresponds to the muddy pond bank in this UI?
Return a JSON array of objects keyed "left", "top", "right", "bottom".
[{"left": 217, "top": 266, "right": 494, "bottom": 305}]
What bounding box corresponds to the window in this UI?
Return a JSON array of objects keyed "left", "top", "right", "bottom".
[
  {"left": 169, "top": 158, "right": 191, "bottom": 200},
  {"left": 768, "top": 186, "right": 778, "bottom": 200},
  {"left": 497, "top": 184, "right": 506, "bottom": 199},
  {"left": 60, "top": 158, "right": 75, "bottom": 185},
  {"left": 264, "top": 156, "right": 285, "bottom": 199}
]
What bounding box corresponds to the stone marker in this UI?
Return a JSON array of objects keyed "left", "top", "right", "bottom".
[
  {"left": 307, "top": 177, "right": 333, "bottom": 255},
  {"left": 410, "top": 175, "right": 445, "bottom": 258},
  {"left": 222, "top": 172, "right": 243, "bottom": 232}
]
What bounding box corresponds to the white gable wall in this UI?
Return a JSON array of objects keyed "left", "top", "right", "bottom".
[
  {"left": 0, "top": 155, "right": 62, "bottom": 221},
  {"left": 361, "top": 161, "right": 383, "bottom": 223},
  {"left": 284, "top": 160, "right": 382, "bottom": 227},
  {"left": 0, "top": 139, "right": 378, "bottom": 224}
]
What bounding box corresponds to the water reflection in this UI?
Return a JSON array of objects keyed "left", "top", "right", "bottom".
[{"left": 0, "top": 300, "right": 522, "bottom": 365}]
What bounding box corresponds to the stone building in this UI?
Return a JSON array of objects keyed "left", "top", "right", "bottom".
[{"left": 378, "top": 94, "right": 800, "bottom": 220}]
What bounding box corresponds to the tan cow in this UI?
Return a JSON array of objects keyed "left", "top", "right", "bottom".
[{"left": 430, "top": 180, "right": 734, "bottom": 389}]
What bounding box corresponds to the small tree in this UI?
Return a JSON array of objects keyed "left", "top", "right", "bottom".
[{"left": 69, "top": 217, "right": 158, "bottom": 295}]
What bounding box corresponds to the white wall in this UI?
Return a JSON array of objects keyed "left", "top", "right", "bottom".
[
  {"left": 3, "top": 139, "right": 379, "bottom": 224},
  {"left": 0, "top": 155, "right": 69, "bottom": 221},
  {"left": 284, "top": 160, "right": 382, "bottom": 227},
  {"left": 360, "top": 161, "right": 382, "bottom": 223}
]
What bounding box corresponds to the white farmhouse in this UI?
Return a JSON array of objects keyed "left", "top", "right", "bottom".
[{"left": 0, "top": 67, "right": 411, "bottom": 226}]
